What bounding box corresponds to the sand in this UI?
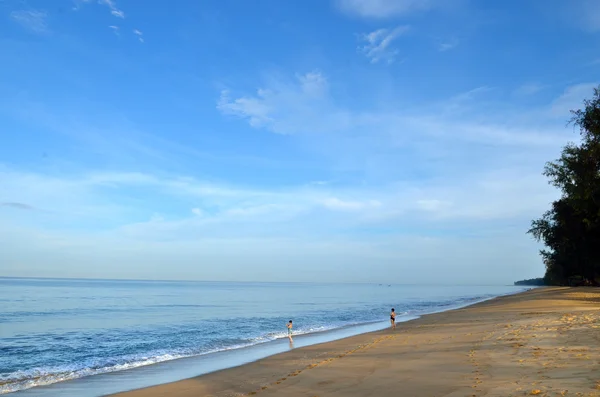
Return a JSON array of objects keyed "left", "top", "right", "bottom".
[{"left": 109, "top": 287, "right": 600, "bottom": 397}]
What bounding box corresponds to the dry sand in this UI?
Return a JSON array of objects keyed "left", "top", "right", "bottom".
[{"left": 110, "top": 287, "right": 600, "bottom": 397}]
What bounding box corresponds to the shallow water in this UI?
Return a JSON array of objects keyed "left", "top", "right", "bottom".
[{"left": 0, "top": 278, "right": 527, "bottom": 395}]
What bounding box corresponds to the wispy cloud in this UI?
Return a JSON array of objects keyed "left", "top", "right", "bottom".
[
  {"left": 216, "top": 72, "right": 573, "bottom": 149},
  {"left": 322, "top": 197, "right": 381, "bottom": 211},
  {"left": 438, "top": 37, "right": 459, "bottom": 52},
  {"left": 0, "top": 165, "right": 557, "bottom": 235},
  {"left": 72, "top": 0, "right": 94, "bottom": 11},
  {"left": 5, "top": 77, "right": 593, "bottom": 282},
  {"left": 98, "top": 0, "right": 125, "bottom": 18},
  {"left": 448, "top": 86, "right": 492, "bottom": 103},
  {"left": 1, "top": 202, "right": 35, "bottom": 210},
  {"left": 335, "top": 0, "right": 433, "bottom": 18},
  {"left": 10, "top": 9, "right": 48, "bottom": 33},
  {"left": 133, "top": 29, "right": 144, "bottom": 43},
  {"left": 218, "top": 90, "right": 274, "bottom": 130},
  {"left": 0, "top": 161, "right": 554, "bottom": 286},
  {"left": 549, "top": 83, "right": 598, "bottom": 116},
  {"left": 213, "top": 73, "right": 593, "bottom": 232},
  {"left": 514, "top": 83, "right": 545, "bottom": 96},
  {"left": 217, "top": 70, "right": 346, "bottom": 134},
  {"left": 359, "top": 26, "right": 409, "bottom": 64},
  {"left": 6, "top": 0, "right": 584, "bottom": 283},
  {"left": 578, "top": 0, "right": 600, "bottom": 32}
]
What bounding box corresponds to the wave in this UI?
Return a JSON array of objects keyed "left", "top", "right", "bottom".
[
  {"left": 1, "top": 289, "right": 527, "bottom": 395},
  {"left": 0, "top": 322, "right": 376, "bottom": 394},
  {"left": 0, "top": 312, "right": 424, "bottom": 395}
]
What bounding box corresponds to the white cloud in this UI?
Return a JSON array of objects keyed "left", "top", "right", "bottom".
[
  {"left": 10, "top": 10, "right": 48, "bottom": 33},
  {"left": 335, "top": 0, "right": 433, "bottom": 18},
  {"left": 191, "top": 208, "right": 203, "bottom": 216},
  {"left": 217, "top": 90, "right": 274, "bottom": 130},
  {"left": 0, "top": 162, "right": 550, "bottom": 283},
  {"left": 133, "top": 29, "right": 144, "bottom": 43},
  {"left": 0, "top": 222, "right": 542, "bottom": 283},
  {"left": 224, "top": 204, "right": 292, "bottom": 218},
  {"left": 0, "top": 164, "right": 557, "bottom": 232},
  {"left": 359, "top": 26, "right": 409, "bottom": 64},
  {"left": 438, "top": 37, "right": 459, "bottom": 52},
  {"left": 72, "top": 0, "right": 94, "bottom": 10},
  {"left": 549, "top": 83, "right": 598, "bottom": 117},
  {"left": 416, "top": 199, "right": 450, "bottom": 212},
  {"left": 514, "top": 83, "right": 545, "bottom": 96},
  {"left": 447, "top": 85, "right": 492, "bottom": 104},
  {"left": 298, "top": 71, "right": 327, "bottom": 96},
  {"left": 216, "top": 71, "right": 347, "bottom": 134},
  {"left": 217, "top": 71, "right": 578, "bottom": 149},
  {"left": 321, "top": 197, "right": 381, "bottom": 211},
  {"left": 109, "top": 25, "right": 119, "bottom": 35},
  {"left": 5, "top": 73, "right": 595, "bottom": 282},
  {"left": 211, "top": 75, "right": 598, "bottom": 232},
  {"left": 73, "top": 0, "right": 126, "bottom": 20},
  {"left": 99, "top": 0, "right": 125, "bottom": 19}
]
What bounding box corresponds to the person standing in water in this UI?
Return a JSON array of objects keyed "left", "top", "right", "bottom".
[
  {"left": 390, "top": 308, "right": 396, "bottom": 329},
  {"left": 287, "top": 320, "right": 293, "bottom": 341}
]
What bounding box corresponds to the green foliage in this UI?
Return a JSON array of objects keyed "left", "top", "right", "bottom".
[
  {"left": 514, "top": 278, "right": 545, "bottom": 286},
  {"left": 528, "top": 86, "right": 600, "bottom": 286}
]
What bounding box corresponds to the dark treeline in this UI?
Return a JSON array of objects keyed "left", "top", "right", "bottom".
[
  {"left": 514, "top": 278, "right": 545, "bottom": 286},
  {"left": 528, "top": 86, "right": 600, "bottom": 286}
]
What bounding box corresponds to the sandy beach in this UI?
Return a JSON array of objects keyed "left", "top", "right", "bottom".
[{"left": 110, "top": 287, "right": 600, "bottom": 397}]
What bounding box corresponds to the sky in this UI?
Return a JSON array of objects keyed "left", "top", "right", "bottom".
[{"left": 0, "top": 0, "right": 599, "bottom": 284}]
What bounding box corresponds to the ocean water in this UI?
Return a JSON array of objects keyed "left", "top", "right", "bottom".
[{"left": 0, "top": 278, "right": 528, "bottom": 395}]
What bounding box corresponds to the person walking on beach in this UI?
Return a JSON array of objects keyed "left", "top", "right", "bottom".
[
  {"left": 390, "top": 308, "right": 396, "bottom": 329},
  {"left": 287, "top": 320, "right": 293, "bottom": 341}
]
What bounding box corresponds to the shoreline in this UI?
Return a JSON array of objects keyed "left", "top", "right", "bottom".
[
  {"left": 109, "top": 287, "right": 600, "bottom": 397},
  {"left": 7, "top": 288, "right": 527, "bottom": 397}
]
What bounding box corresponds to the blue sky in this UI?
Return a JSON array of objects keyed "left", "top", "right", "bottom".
[{"left": 1, "top": 0, "right": 599, "bottom": 284}]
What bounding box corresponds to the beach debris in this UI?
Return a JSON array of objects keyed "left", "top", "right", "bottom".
[{"left": 530, "top": 389, "right": 542, "bottom": 395}]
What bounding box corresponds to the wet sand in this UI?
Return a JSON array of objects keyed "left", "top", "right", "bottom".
[{"left": 110, "top": 287, "right": 600, "bottom": 397}]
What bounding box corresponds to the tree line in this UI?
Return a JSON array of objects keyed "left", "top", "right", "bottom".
[
  {"left": 528, "top": 86, "right": 600, "bottom": 286},
  {"left": 514, "top": 278, "right": 545, "bottom": 286}
]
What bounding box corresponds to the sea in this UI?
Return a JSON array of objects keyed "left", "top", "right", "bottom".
[{"left": 0, "top": 278, "right": 529, "bottom": 396}]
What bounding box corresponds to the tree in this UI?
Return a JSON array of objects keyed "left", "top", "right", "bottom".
[{"left": 528, "top": 86, "right": 600, "bottom": 285}]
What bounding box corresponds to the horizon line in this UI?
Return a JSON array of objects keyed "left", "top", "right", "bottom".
[{"left": 0, "top": 275, "right": 517, "bottom": 287}]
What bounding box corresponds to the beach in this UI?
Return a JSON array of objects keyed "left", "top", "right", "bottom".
[
  {"left": 110, "top": 287, "right": 600, "bottom": 397},
  {"left": 3, "top": 279, "right": 525, "bottom": 395}
]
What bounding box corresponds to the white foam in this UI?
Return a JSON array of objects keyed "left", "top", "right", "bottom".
[
  {"left": 0, "top": 325, "right": 345, "bottom": 394},
  {"left": 2, "top": 288, "right": 529, "bottom": 395},
  {"left": 0, "top": 353, "right": 189, "bottom": 395}
]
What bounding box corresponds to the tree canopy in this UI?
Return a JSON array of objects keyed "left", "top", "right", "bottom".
[
  {"left": 514, "top": 278, "right": 545, "bottom": 286},
  {"left": 528, "top": 86, "right": 600, "bottom": 286}
]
